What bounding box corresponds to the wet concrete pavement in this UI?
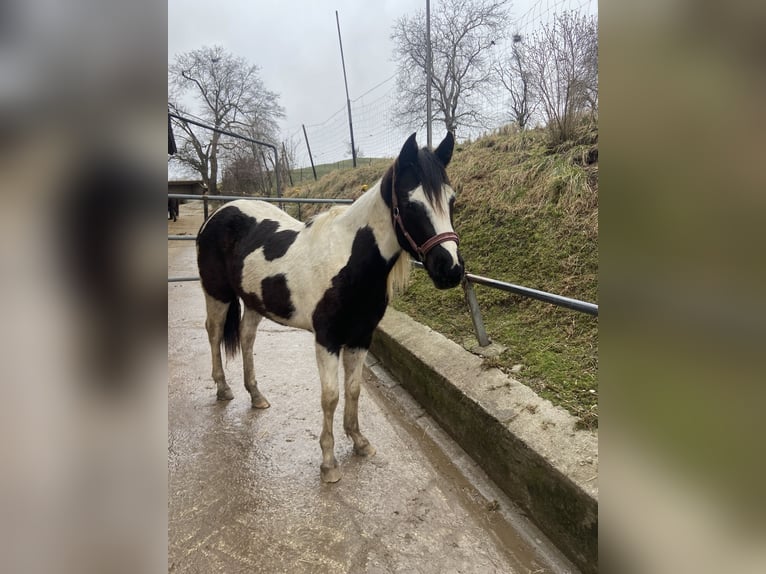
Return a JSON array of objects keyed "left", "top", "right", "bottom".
[{"left": 168, "top": 203, "right": 577, "bottom": 573}]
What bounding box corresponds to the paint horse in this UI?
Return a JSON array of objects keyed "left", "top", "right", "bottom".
[{"left": 196, "top": 132, "right": 463, "bottom": 482}]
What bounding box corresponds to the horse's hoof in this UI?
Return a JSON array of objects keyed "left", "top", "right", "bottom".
[
  {"left": 251, "top": 397, "right": 271, "bottom": 409},
  {"left": 321, "top": 466, "right": 342, "bottom": 483},
  {"left": 216, "top": 388, "right": 234, "bottom": 401},
  {"left": 354, "top": 443, "right": 376, "bottom": 457}
]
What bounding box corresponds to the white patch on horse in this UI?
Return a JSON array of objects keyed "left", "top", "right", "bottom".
[
  {"left": 338, "top": 180, "right": 399, "bottom": 260},
  {"left": 408, "top": 185, "right": 460, "bottom": 264},
  {"left": 234, "top": 200, "right": 354, "bottom": 331}
]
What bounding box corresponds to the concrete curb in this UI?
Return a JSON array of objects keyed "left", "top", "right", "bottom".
[{"left": 370, "top": 309, "right": 598, "bottom": 574}]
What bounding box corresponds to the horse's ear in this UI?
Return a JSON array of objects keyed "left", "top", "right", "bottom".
[
  {"left": 398, "top": 132, "right": 418, "bottom": 168},
  {"left": 435, "top": 132, "right": 454, "bottom": 167}
]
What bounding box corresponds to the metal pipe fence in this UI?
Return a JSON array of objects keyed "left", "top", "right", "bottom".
[
  {"left": 168, "top": 192, "right": 353, "bottom": 220},
  {"left": 465, "top": 273, "right": 598, "bottom": 315},
  {"left": 168, "top": 112, "right": 282, "bottom": 207},
  {"left": 168, "top": 194, "right": 598, "bottom": 348},
  {"left": 168, "top": 193, "right": 353, "bottom": 204},
  {"left": 410, "top": 260, "right": 597, "bottom": 348}
]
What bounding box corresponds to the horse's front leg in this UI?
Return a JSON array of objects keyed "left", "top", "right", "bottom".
[
  {"left": 342, "top": 347, "right": 376, "bottom": 457},
  {"left": 315, "top": 343, "right": 341, "bottom": 483}
]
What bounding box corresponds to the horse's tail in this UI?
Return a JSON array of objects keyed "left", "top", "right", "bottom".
[{"left": 222, "top": 297, "right": 241, "bottom": 359}]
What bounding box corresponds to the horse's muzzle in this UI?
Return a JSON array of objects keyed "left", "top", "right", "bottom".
[{"left": 426, "top": 247, "right": 464, "bottom": 290}]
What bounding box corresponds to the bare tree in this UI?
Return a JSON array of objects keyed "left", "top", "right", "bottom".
[
  {"left": 168, "top": 45, "right": 284, "bottom": 195},
  {"left": 526, "top": 11, "right": 598, "bottom": 143},
  {"left": 280, "top": 138, "right": 300, "bottom": 188},
  {"left": 221, "top": 142, "right": 277, "bottom": 197},
  {"left": 221, "top": 153, "right": 261, "bottom": 196},
  {"left": 495, "top": 39, "right": 536, "bottom": 129},
  {"left": 392, "top": 0, "right": 510, "bottom": 136}
]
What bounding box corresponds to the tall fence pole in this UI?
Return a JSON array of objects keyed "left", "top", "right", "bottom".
[
  {"left": 335, "top": 10, "right": 357, "bottom": 168},
  {"left": 426, "top": 0, "right": 433, "bottom": 148},
  {"left": 302, "top": 124, "right": 318, "bottom": 181}
]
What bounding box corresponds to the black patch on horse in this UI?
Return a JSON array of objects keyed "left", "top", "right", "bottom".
[
  {"left": 235, "top": 217, "right": 299, "bottom": 261},
  {"left": 264, "top": 229, "right": 298, "bottom": 260},
  {"left": 240, "top": 291, "right": 266, "bottom": 316},
  {"left": 197, "top": 209, "right": 240, "bottom": 304},
  {"left": 312, "top": 227, "right": 396, "bottom": 355},
  {"left": 261, "top": 274, "right": 295, "bottom": 319},
  {"left": 197, "top": 206, "right": 299, "bottom": 305}
]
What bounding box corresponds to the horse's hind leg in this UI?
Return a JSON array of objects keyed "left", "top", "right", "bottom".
[
  {"left": 204, "top": 293, "right": 234, "bottom": 400},
  {"left": 241, "top": 306, "right": 269, "bottom": 409},
  {"left": 342, "top": 347, "right": 376, "bottom": 457},
  {"left": 315, "top": 344, "right": 341, "bottom": 483}
]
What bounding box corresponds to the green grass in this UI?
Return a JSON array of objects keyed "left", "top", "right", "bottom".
[
  {"left": 288, "top": 157, "right": 388, "bottom": 187},
  {"left": 284, "top": 124, "right": 598, "bottom": 428},
  {"left": 283, "top": 159, "right": 391, "bottom": 221}
]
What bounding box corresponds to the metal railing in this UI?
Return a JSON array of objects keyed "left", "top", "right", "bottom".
[
  {"left": 169, "top": 112, "right": 282, "bottom": 207},
  {"left": 168, "top": 192, "right": 353, "bottom": 222},
  {"left": 410, "top": 261, "right": 598, "bottom": 347},
  {"left": 168, "top": 194, "right": 598, "bottom": 347}
]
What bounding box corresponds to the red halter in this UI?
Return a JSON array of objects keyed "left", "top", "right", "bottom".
[{"left": 390, "top": 163, "right": 459, "bottom": 262}]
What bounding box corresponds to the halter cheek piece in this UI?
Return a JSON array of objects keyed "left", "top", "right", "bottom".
[{"left": 390, "top": 161, "right": 459, "bottom": 262}]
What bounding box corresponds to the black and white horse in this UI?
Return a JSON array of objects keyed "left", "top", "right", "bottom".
[{"left": 196, "top": 132, "right": 463, "bottom": 482}]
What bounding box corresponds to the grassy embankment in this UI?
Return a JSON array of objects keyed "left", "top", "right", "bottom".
[
  {"left": 284, "top": 125, "right": 598, "bottom": 428},
  {"left": 287, "top": 157, "right": 386, "bottom": 187}
]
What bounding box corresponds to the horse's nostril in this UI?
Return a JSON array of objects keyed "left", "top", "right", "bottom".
[{"left": 430, "top": 263, "right": 463, "bottom": 290}]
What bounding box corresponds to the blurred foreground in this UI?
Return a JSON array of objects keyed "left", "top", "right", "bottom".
[
  {"left": 0, "top": 1, "right": 166, "bottom": 573},
  {"left": 0, "top": 0, "right": 764, "bottom": 572}
]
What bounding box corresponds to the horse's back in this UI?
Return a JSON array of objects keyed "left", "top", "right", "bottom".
[
  {"left": 225, "top": 199, "right": 303, "bottom": 231},
  {"left": 199, "top": 199, "right": 302, "bottom": 242}
]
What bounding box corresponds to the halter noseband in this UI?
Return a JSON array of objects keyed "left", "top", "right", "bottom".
[{"left": 390, "top": 161, "right": 459, "bottom": 262}]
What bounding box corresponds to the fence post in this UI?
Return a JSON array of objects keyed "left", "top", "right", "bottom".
[
  {"left": 302, "top": 124, "right": 318, "bottom": 181},
  {"left": 462, "top": 277, "right": 490, "bottom": 347},
  {"left": 203, "top": 193, "right": 209, "bottom": 220}
]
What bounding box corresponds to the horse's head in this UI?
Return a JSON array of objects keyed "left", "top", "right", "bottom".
[{"left": 387, "top": 132, "right": 464, "bottom": 290}]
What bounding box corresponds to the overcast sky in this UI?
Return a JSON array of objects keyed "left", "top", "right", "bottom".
[
  {"left": 168, "top": 0, "right": 595, "bottom": 168},
  {"left": 171, "top": 1, "right": 591, "bottom": 126}
]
